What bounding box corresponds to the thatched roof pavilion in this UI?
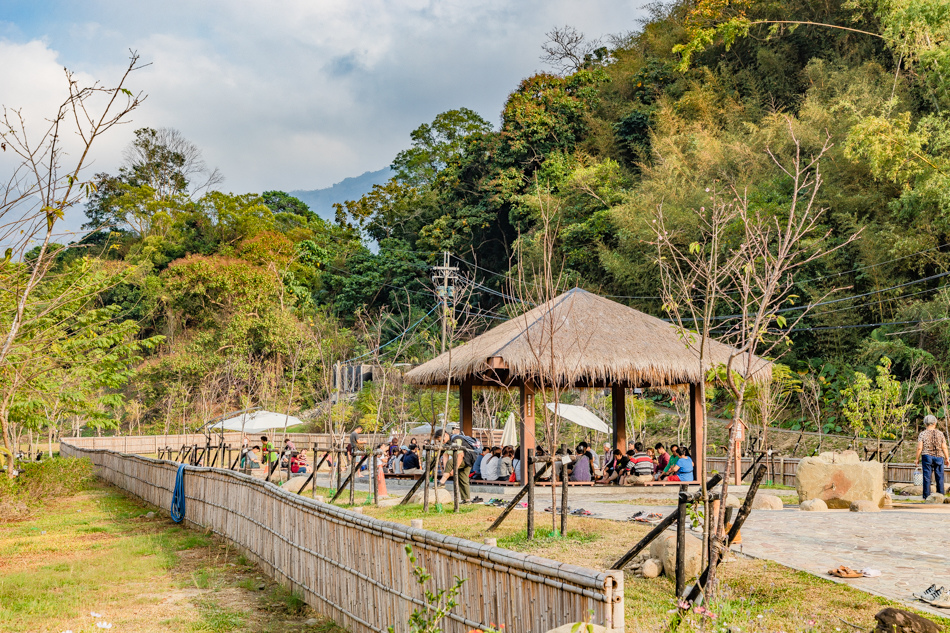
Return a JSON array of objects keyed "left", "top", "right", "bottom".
[{"left": 405, "top": 288, "right": 772, "bottom": 482}]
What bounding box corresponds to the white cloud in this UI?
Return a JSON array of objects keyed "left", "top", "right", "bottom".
[{"left": 2, "top": 1, "right": 646, "bottom": 195}]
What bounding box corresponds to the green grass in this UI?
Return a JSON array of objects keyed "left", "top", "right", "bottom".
[{"left": 190, "top": 599, "right": 246, "bottom": 633}]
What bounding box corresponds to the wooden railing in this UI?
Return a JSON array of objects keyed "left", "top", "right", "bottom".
[
  {"left": 61, "top": 441, "right": 622, "bottom": 632},
  {"left": 61, "top": 429, "right": 505, "bottom": 455}
]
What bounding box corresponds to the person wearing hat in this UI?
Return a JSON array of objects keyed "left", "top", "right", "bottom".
[{"left": 915, "top": 414, "right": 949, "bottom": 498}]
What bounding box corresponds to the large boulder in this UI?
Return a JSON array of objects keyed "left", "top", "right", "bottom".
[
  {"left": 800, "top": 499, "right": 828, "bottom": 512},
  {"left": 724, "top": 494, "right": 741, "bottom": 508},
  {"left": 925, "top": 493, "right": 945, "bottom": 504},
  {"left": 874, "top": 608, "right": 941, "bottom": 633},
  {"left": 281, "top": 476, "right": 311, "bottom": 493},
  {"left": 796, "top": 451, "right": 884, "bottom": 509},
  {"left": 409, "top": 488, "right": 455, "bottom": 505},
  {"left": 751, "top": 494, "right": 784, "bottom": 510},
  {"left": 649, "top": 533, "right": 702, "bottom": 580}
]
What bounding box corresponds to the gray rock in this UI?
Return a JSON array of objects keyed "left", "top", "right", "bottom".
[
  {"left": 849, "top": 499, "right": 880, "bottom": 512},
  {"left": 896, "top": 484, "right": 923, "bottom": 496},
  {"left": 641, "top": 558, "right": 662, "bottom": 578},
  {"left": 649, "top": 533, "right": 702, "bottom": 580},
  {"left": 724, "top": 494, "right": 741, "bottom": 508},
  {"left": 281, "top": 476, "right": 311, "bottom": 494},
  {"left": 874, "top": 607, "right": 940, "bottom": 633},
  {"left": 796, "top": 453, "right": 884, "bottom": 509},
  {"left": 145, "top": 511, "right": 156, "bottom": 518},
  {"left": 409, "top": 488, "right": 454, "bottom": 504},
  {"left": 305, "top": 619, "right": 320, "bottom": 626},
  {"left": 751, "top": 494, "right": 784, "bottom": 510},
  {"left": 925, "top": 493, "right": 945, "bottom": 504},
  {"left": 800, "top": 499, "right": 828, "bottom": 512}
]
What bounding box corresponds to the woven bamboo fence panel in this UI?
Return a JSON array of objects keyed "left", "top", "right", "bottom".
[{"left": 61, "top": 442, "right": 622, "bottom": 632}]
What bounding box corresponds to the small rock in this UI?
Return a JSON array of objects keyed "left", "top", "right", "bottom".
[
  {"left": 641, "top": 558, "right": 662, "bottom": 578},
  {"left": 874, "top": 607, "right": 940, "bottom": 633},
  {"left": 750, "top": 494, "right": 784, "bottom": 510},
  {"left": 724, "top": 494, "right": 741, "bottom": 508},
  {"left": 145, "top": 511, "right": 156, "bottom": 519},
  {"left": 849, "top": 499, "right": 880, "bottom": 512},
  {"left": 305, "top": 618, "right": 319, "bottom": 626},
  {"left": 925, "top": 493, "right": 945, "bottom": 505},
  {"left": 257, "top": 583, "right": 266, "bottom": 591},
  {"left": 649, "top": 533, "right": 702, "bottom": 579},
  {"left": 281, "top": 476, "right": 311, "bottom": 494},
  {"left": 800, "top": 499, "right": 828, "bottom": 512}
]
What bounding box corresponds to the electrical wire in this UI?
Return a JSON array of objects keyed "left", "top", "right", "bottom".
[{"left": 343, "top": 303, "right": 441, "bottom": 364}]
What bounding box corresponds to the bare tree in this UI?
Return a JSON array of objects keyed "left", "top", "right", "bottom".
[
  {"left": 0, "top": 54, "right": 146, "bottom": 457},
  {"left": 539, "top": 26, "right": 606, "bottom": 75},
  {"left": 706, "top": 124, "right": 860, "bottom": 599},
  {"left": 121, "top": 127, "right": 223, "bottom": 199}
]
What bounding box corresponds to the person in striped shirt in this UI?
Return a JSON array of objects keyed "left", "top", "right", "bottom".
[{"left": 916, "top": 415, "right": 949, "bottom": 498}]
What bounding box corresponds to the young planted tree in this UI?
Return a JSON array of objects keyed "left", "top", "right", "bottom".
[
  {"left": 842, "top": 357, "right": 914, "bottom": 458},
  {"left": 0, "top": 55, "right": 145, "bottom": 457},
  {"left": 706, "top": 124, "right": 859, "bottom": 599}
]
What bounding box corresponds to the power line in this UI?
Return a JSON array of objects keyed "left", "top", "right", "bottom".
[{"left": 343, "top": 303, "right": 440, "bottom": 364}]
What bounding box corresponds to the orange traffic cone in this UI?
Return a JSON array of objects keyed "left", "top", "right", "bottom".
[{"left": 377, "top": 463, "right": 388, "bottom": 497}]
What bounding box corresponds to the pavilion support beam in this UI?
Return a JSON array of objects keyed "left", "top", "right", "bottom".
[
  {"left": 689, "top": 383, "right": 705, "bottom": 481},
  {"left": 611, "top": 383, "right": 626, "bottom": 452},
  {"left": 519, "top": 382, "right": 537, "bottom": 482},
  {"left": 460, "top": 379, "right": 474, "bottom": 437}
]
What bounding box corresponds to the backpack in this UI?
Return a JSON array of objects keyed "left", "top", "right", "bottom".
[{"left": 450, "top": 434, "right": 481, "bottom": 467}]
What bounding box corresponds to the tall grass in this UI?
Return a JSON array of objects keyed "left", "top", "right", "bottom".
[{"left": 0, "top": 457, "right": 94, "bottom": 521}]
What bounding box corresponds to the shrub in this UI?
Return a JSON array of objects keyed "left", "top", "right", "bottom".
[{"left": 0, "top": 456, "right": 94, "bottom": 521}]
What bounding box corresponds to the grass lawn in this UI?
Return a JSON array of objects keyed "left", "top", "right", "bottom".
[
  {"left": 0, "top": 483, "right": 343, "bottom": 633},
  {"left": 360, "top": 502, "right": 950, "bottom": 632}
]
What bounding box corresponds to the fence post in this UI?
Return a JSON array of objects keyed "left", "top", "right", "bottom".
[
  {"left": 676, "top": 485, "right": 687, "bottom": 597},
  {"left": 372, "top": 450, "right": 379, "bottom": 506},
  {"left": 423, "top": 449, "right": 430, "bottom": 513},
  {"left": 560, "top": 456, "right": 569, "bottom": 537},
  {"left": 452, "top": 447, "right": 460, "bottom": 512},
  {"left": 526, "top": 449, "right": 535, "bottom": 541},
  {"left": 349, "top": 452, "right": 357, "bottom": 506}
]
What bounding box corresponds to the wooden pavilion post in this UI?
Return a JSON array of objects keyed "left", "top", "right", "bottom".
[
  {"left": 519, "top": 382, "right": 537, "bottom": 481},
  {"left": 611, "top": 383, "right": 626, "bottom": 452},
  {"left": 689, "top": 383, "right": 705, "bottom": 481},
  {"left": 460, "top": 379, "right": 474, "bottom": 437}
]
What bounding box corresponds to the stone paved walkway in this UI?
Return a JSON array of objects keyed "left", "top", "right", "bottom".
[{"left": 321, "top": 475, "right": 950, "bottom": 616}]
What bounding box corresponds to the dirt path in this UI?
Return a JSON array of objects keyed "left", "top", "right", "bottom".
[{"left": 0, "top": 482, "right": 343, "bottom": 633}]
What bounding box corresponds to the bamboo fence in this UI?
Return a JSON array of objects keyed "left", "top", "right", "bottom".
[{"left": 60, "top": 441, "right": 623, "bottom": 632}]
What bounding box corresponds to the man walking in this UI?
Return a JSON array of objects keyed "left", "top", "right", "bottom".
[{"left": 915, "top": 415, "right": 949, "bottom": 498}]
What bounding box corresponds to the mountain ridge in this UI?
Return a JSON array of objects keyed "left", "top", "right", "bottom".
[{"left": 290, "top": 167, "right": 393, "bottom": 220}]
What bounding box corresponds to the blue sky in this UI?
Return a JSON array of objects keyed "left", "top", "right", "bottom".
[{"left": 1, "top": 1, "right": 646, "bottom": 194}]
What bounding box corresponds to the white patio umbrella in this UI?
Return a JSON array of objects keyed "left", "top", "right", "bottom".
[
  {"left": 500, "top": 412, "right": 518, "bottom": 447},
  {"left": 545, "top": 403, "right": 611, "bottom": 434},
  {"left": 211, "top": 410, "right": 303, "bottom": 434},
  {"left": 407, "top": 422, "right": 459, "bottom": 437}
]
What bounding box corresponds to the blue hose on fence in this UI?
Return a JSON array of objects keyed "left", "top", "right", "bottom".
[{"left": 170, "top": 463, "right": 186, "bottom": 523}]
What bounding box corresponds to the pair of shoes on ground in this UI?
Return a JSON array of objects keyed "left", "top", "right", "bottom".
[
  {"left": 828, "top": 566, "right": 882, "bottom": 579},
  {"left": 544, "top": 506, "right": 571, "bottom": 513},
  {"left": 569, "top": 508, "right": 592, "bottom": 516},
  {"left": 915, "top": 584, "right": 950, "bottom": 607}
]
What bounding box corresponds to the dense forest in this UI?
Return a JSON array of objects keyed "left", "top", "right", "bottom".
[{"left": 2, "top": 0, "right": 949, "bottom": 453}]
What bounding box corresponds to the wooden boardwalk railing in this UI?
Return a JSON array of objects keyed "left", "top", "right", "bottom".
[{"left": 61, "top": 441, "right": 623, "bottom": 633}]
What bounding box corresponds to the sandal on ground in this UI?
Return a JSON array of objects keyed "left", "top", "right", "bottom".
[
  {"left": 647, "top": 512, "right": 663, "bottom": 519},
  {"left": 626, "top": 511, "right": 644, "bottom": 521},
  {"left": 828, "top": 566, "right": 862, "bottom": 578}
]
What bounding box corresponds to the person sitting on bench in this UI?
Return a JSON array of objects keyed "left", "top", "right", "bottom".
[
  {"left": 666, "top": 446, "right": 694, "bottom": 482},
  {"left": 246, "top": 446, "right": 262, "bottom": 470},
  {"left": 401, "top": 446, "right": 423, "bottom": 475},
  {"left": 481, "top": 446, "right": 502, "bottom": 481},
  {"left": 597, "top": 449, "right": 627, "bottom": 485}
]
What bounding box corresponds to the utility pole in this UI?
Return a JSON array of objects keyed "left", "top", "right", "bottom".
[{"left": 432, "top": 251, "right": 458, "bottom": 354}]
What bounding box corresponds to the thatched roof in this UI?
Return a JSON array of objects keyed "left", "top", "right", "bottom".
[{"left": 405, "top": 288, "right": 772, "bottom": 388}]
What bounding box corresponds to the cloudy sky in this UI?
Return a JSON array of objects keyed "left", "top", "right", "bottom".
[{"left": 1, "top": 1, "right": 645, "bottom": 195}]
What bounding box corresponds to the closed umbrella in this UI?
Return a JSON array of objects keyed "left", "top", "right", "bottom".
[{"left": 500, "top": 412, "right": 518, "bottom": 447}]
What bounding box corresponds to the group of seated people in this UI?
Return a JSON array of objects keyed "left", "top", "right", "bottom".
[
  {"left": 467, "top": 440, "right": 694, "bottom": 485},
  {"left": 241, "top": 436, "right": 310, "bottom": 475},
  {"left": 597, "top": 442, "right": 694, "bottom": 484}
]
